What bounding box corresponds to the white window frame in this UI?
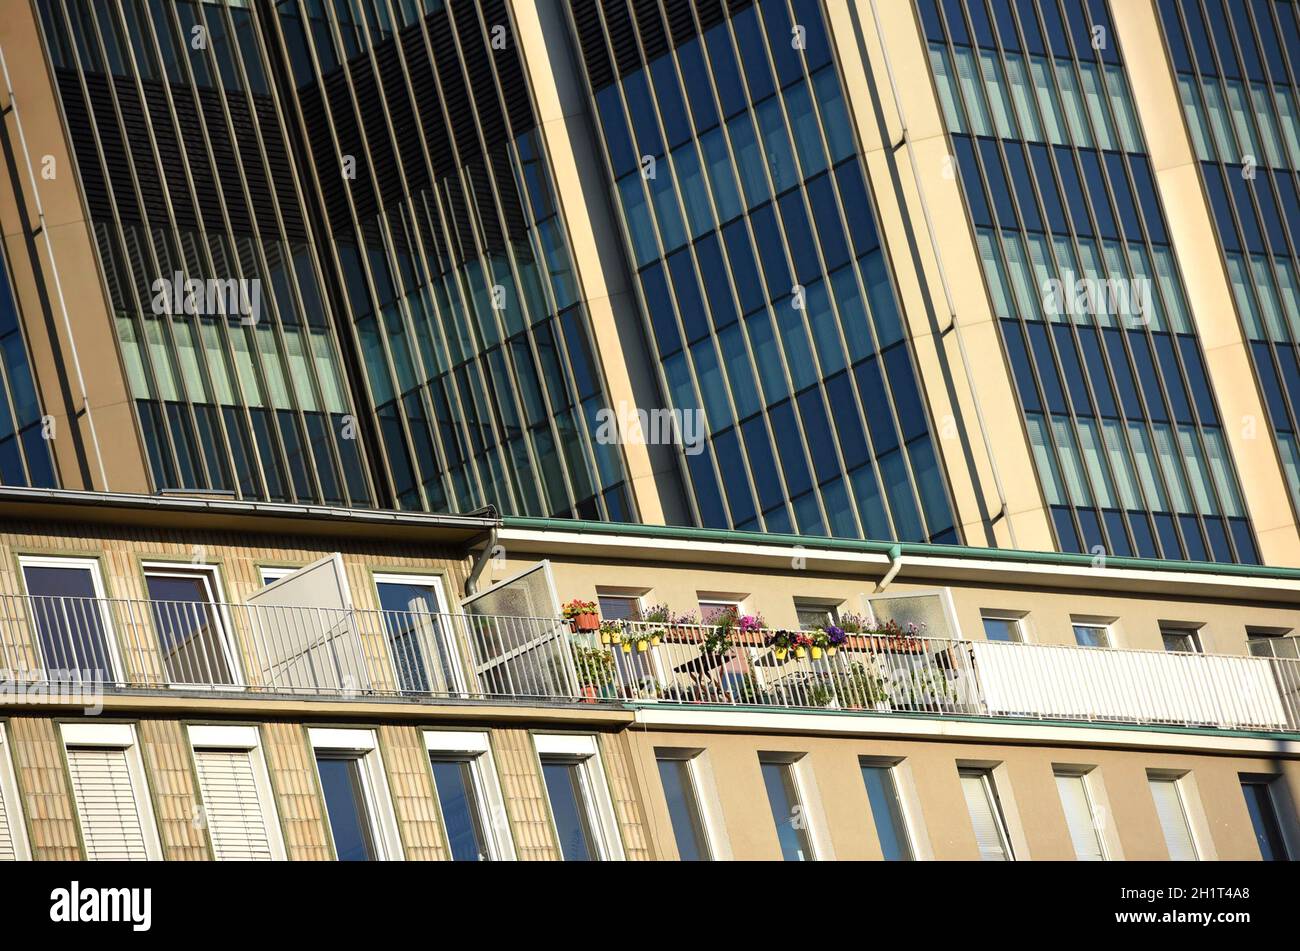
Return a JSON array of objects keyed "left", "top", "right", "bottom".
[
  {"left": 257, "top": 566, "right": 300, "bottom": 587},
  {"left": 1246, "top": 626, "right": 1297, "bottom": 659},
  {"left": 533, "top": 733, "right": 624, "bottom": 861},
  {"left": 60, "top": 722, "right": 162, "bottom": 860},
  {"left": 0, "top": 722, "right": 30, "bottom": 860},
  {"left": 958, "top": 765, "right": 1016, "bottom": 861},
  {"left": 1159, "top": 625, "right": 1204, "bottom": 654},
  {"left": 793, "top": 599, "right": 841, "bottom": 631},
  {"left": 1147, "top": 770, "right": 1209, "bottom": 861},
  {"left": 19, "top": 555, "right": 122, "bottom": 682},
  {"left": 1053, "top": 766, "right": 1109, "bottom": 861},
  {"left": 141, "top": 561, "right": 244, "bottom": 688},
  {"left": 859, "top": 756, "right": 921, "bottom": 861},
  {"left": 654, "top": 747, "right": 728, "bottom": 861},
  {"left": 187, "top": 725, "right": 285, "bottom": 861},
  {"left": 372, "top": 572, "right": 467, "bottom": 695},
  {"left": 1070, "top": 615, "right": 1115, "bottom": 649},
  {"left": 979, "top": 610, "right": 1027, "bottom": 643},
  {"left": 757, "top": 751, "right": 832, "bottom": 861},
  {"left": 422, "top": 730, "right": 515, "bottom": 860},
  {"left": 308, "top": 728, "right": 403, "bottom": 861}
]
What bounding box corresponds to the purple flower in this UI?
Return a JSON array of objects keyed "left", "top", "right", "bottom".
[{"left": 825, "top": 625, "right": 847, "bottom": 645}]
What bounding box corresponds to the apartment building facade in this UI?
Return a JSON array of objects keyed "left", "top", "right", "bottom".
[
  {"left": 0, "top": 0, "right": 1298, "bottom": 864},
  {"left": 0, "top": 486, "right": 1295, "bottom": 861}
]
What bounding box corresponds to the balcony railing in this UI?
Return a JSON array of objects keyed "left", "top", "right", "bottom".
[
  {"left": 580, "top": 621, "right": 1300, "bottom": 734},
  {"left": 1, "top": 595, "right": 1298, "bottom": 735},
  {"left": 0, "top": 595, "right": 578, "bottom": 703}
]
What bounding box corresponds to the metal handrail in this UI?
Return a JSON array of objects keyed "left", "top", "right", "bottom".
[{"left": 2, "top": 596, "right": 1298, "bottom": 734}]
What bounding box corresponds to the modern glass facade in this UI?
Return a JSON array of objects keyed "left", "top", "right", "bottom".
[
  {"left": 924, "top": 0, "right": 1258, "bottom": 562},
  {"left": 0, "top": 247, "right": 57, "bottom": 488},
  {"left": 564, "top": 0, "right": 958, "bottom": 541},
  {"left": 35, "top": 0, "right": 632, "bottom": 519},
  {"left": 1156, "top": 0, "right": 1300, "bottom": 523}
]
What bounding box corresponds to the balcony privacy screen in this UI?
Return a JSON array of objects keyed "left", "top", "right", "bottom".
[{"left": 461, "top": 562, "right": 573, "bottom": 698}]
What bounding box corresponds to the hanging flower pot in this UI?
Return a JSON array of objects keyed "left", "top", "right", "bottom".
[
  {"left": 636, "top": 639, "right": 649, "bottom": 653},
  {"left": 598, "top": 622, "right": 620, "bottom": 646},
  {"left": 650, "top": 633, "right": 662, "bottom": 646},
  {"left": 773, "top": 647, "right": 788, "bottom": 661},
  {"left": 826, "top": 646, "right": 838, "bottom": 656},
  {"left": 794, "top": 646, "right": 807, "bottom": 659},
  {"left": 622, "top": 641, "right": 633, "bottom": 654},
  {"left": 600, "top": 630, "right": 611, "bottom": 645},
  {"left": 563, "top": 599, "right": 600, "bottom": 632},
  {"left": 810, "top": 645, "right": 823, "bottom": 660}
]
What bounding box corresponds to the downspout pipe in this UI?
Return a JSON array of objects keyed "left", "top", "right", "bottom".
[{"left": 876, "top": 543, "right": 903, "bottom": 593}]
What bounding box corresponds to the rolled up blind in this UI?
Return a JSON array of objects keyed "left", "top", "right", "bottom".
[
  {"left": 960, "top": 769, "right": 1011, "bottom": 861},
  {"left": 0, "top": 768, "right": 14, "bottom": 860},
  {"left": 67, "top": 747, "right": 148, "bottom": 861},
  {"left": 194, "top": 749, "right": 273, "bottom": 861},
  {"left": 1149, "top": 778, "right": 1199, "bottom": 860},
  {"left": 1056, "top": 773, "right": 1105, "bottom": 861}
]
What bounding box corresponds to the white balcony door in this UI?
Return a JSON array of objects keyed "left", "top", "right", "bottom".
[
  {"left": 19, "top": 556, "right": 120, "bottom": 683},
  {"left": 374, "top": 574, "right": 465, "bottom": 696}
]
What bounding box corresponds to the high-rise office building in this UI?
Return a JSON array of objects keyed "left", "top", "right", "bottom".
[
  {"left": 0, "top": 0, "right": 1298, "bottom": 870},
  {"left": 3, "top": 0, "right": 1300, "bottom": 566}
]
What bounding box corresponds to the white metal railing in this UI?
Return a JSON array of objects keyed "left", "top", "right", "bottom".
[
  {"left": 0, "top": 594, "right": 577, "bottom": 702},
  {"left": 574, "top": 620, "right": 1300, "bottom": 733},
  {"left": 2, "top": 594, "right": 1298, "bottom": 734}
]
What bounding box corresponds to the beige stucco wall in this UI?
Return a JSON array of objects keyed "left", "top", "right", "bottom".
[{"left": 629, "top": 726, "right": 1300, "bottom": 861}]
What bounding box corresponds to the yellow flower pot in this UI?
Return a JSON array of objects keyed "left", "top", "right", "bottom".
[
  {"left": 794, "top": 647, "right": 807, "bottom": 659},
  {"left": 650, "top": 635, "right": 661, "bottom": 646},
  {"left": 826, "top": 646, "right": 838, "bottom": 656},
  {"left": 773, "top": 647, "right": 788, "bottom": 660},
  {"left": 636, "top": 640, "right": 649, "bottom": 652},
  {"left": 622, "top": 642, "right": 632, "bottom": 654},
  {"left": 810, "top": 646, "right": 823, "bottom": 660},
  {"left": 600, "top": 632, "right": 611, "bottom": 645}
]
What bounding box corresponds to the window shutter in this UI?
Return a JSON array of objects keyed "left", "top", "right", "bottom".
[
  {"left": 960, "top": 771, "right": 1010, "bottom": 861},
  {"left": 194, "top": 749, "right": 273, "bottom": 861},
  {"left": 1149, "top": 779, "right": 1199, "bottom": 860},
  {"left": 67, "top": 747, "right": 148, "bottom": 861},
  {"left": 0, "top": 773, "right": 14, "bottom": 860},
  {"left": 1056, "top": 774, "right": 1105, "bottom": 861}
]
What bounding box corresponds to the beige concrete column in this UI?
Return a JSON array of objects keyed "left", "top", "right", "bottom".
[
  {"left": 511, "top": 0, "right": 688, "bottom": 525},
  {"left": 1112, "top": 0, "right": 1300, "bottom": 565},
  {"left": 830, "top": 0, "right": 1055, "bottom": 551},
  {"left": 0, "top": 2, "right": 150, "bottom": 492}
]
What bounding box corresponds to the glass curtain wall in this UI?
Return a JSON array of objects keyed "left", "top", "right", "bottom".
[
  {"left": 565, "top": 0, "right": 958, "bottom": 541},
  {"left": 923, "top": 0, "right": 1257, "bottom": 562}
]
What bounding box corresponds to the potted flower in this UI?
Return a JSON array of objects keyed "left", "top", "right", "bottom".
[
  {"left": 563, "top": 599, "right": 600, "bottom": 632},
  {"left": 734, "top": 612, "right": 765, "bottom": 646},
  {"left": 839, "top": 612, "right": 868, "bottom": 634},
  {"left": 597, "top": 620, "right": 622, "bottom": 646},
  {"left": 641, "top": 603, "right": 672, "bottom": 645},
  {"left": 791, "top": 631, "right": 813, "bottom": 659},
  {"left": 632, "top": 628, "right": 653, "bottom": 652},
  {"left": 571, "top": 643, "right": 614, "bottom": 702},
  {"left": 667, "top": 610, "right": 699, "bottom": 643},
  {"left": 766, "top": 629, "right": 796, "bottom": 661},
  {"left": 824, "top": 625, "right": 847, "bottom": 656},
  {"left": 703, "top": 607, "right": 738, "bottom": 655},
  {"left": 810, "top": 629, "right": 829, "bottom": 660}
]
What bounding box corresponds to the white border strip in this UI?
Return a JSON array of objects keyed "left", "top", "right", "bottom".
[{"left": 631, "top": 707, "right": 1300, "bottom": 757}]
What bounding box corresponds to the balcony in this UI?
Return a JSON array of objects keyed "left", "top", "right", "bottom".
[{"left": 1, "top": 596, "right": 1298, "bottom": 735}]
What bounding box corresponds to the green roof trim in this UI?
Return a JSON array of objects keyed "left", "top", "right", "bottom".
[{"left": 501, "top": 516, "right": 1300, "bottom": 582}]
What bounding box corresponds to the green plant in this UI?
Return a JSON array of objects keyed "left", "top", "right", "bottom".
[
  {"left": 841, "top": 662, "right": 889, "bottom": 707},
  {"left": 900, "top": 667, "right": 955, "bottom": 706},
  {"left": 597, "top": 620, "right": 623, "bottom": 644},
  {"left": 571, "top": 643, "right": 614, "bottom": 688},
  {"left": 805, "top": 682, "right": 834, "bottom": 708}
]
